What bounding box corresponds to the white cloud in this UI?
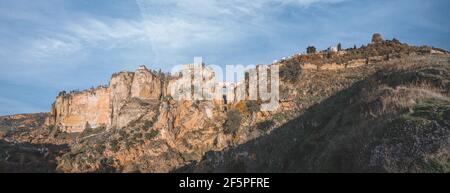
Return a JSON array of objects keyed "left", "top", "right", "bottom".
[
  {"left": 28, "top": 37, "right": 81, "bottom": 59},
  {"left": 24, "top": 0, "right": 351, "bottom": 61},
  {"left": 136, "top": 0, "right": 348, "bottom": 19}
]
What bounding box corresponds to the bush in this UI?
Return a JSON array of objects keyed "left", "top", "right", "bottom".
[
  {"left": 133, "top": 133, "right": 143, "bottom": 139},
  {"left": 402, "top": 98, "right": 450, "bottom": 122},
  {"left": 145, "top": 129, "right": 159, "bottom": 140},
  {"left": 143, "top": 120, "right": 154, "bottom": 129},
  {"left": 257, "top": 120, "right": 275, "bottom": 132},
  {"left": 246, "top": 101, "right": 260, "bottom": 113},
  {"left": 224, "top": 110, "right": 242, "bottom": 135},
  {"left": 95, "top": 144, "right": 106, "bottom": 153},
  {"left": 109, "top": 140, "right": 120, "bottom": 152},
  {"left": 272, "top": 113, "right": 286, "bottom": 123},
  {"left": 98, "top": 157, "right": 116, "bottom": 173},
  {"left": 280, "top": 60, "right": 301, "bottom": 83},
  {"left": 125, "top": 141, "right": 134, "bottom": 149},
  {"left": 128, "top": 120, "right": 137, "bottom": 128},
  {"left": 118, "top": 130, "right": 129, "bottom": 139}
]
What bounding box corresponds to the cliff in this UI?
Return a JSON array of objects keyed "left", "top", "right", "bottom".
[
  {"left": 49, "top": 65, "right": 164, "bottom": 132},
  {"left": 48, "top": 62, "right": 277, "bottom": 133},
  {"left": 50, "top": 87, "right": 110, "bottom": 132}
]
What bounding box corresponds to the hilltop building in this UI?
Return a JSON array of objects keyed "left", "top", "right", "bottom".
[{"left": 306, "top": 46, "right": 317, "bottom": 54}]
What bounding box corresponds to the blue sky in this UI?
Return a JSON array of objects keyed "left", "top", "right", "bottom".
[{"left": 0, "top": 0, "right": 449, "bottom": 115}]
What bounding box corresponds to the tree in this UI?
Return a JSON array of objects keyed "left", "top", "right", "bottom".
[
  {"left": 145, "top": 129, "right": 159, "bottom": 140},
  {"left": 257, "top": 120, "right": 275, "bottom": 132},
  {"left": 223, "top": 110, "right": 242, "bottom": 135},
  {"left": 246, "top": 100, "right": 260, "bottom": 113}
]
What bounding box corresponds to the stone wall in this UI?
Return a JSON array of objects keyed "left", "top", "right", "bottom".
[{"left": 299, "top": 58, "right": 369, "bottom": 71}]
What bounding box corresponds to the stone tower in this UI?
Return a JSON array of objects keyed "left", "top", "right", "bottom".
[{"left": 372, "top": 33, "right": 384, "bottom": 44}]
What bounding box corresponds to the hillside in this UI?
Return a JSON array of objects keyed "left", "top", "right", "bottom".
[
  {"left": 178, "top": 55, "right": 450, "bottom": 172},
  {"left": 1, "top": 35, "right": 449, "bottom": 173}
]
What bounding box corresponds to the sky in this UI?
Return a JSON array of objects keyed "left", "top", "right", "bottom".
[{"left": 0, "top": 0, "right": 449, "bottom": 115}]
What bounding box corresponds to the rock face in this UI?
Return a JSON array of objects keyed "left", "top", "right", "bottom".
[
  {"left": 130, "top": 66, "right": 162, "bottom": 100},
  {"left": 50, "top": 87, "right": 110, "bottom": 132},
  {"left": 109, "top": 71, "right": 134, "bottom": 129},
  {"left": 48, "top": 63, "right": 274, "bottom": 133},
  {"left": 49, "top": 66, "right": 166, "bottom": 132}
]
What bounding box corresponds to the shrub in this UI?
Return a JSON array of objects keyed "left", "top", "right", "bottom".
[
  {"left": 143, "top": 120, "right": 154, "bottom": 129},
  {"left": 256, "top": 120, "right": 275, "bottom": 132},
  {"left": 133, "top": 133, "right": 143, "bottom": 139},
  {"left": 224, "top": 110, "right": 242, "bottom": 135},
  {"left": 280, "top": 60, "right": 301, "bottom": 83},
  {"left": 109, "top": 140, "right": 119, "bottom": 152},
  {"left": 272, "top": 113, "right": 286, "bottom": 123},
  {"left": 95, "top": 144, "right": 106, "bottom": 153},
  {"left": 145, "top": 129, "right": 159, "bottom": 140},
  {"left": 405, "top": 98, "right": 450, "bottom": 121},
  {"left": 125, "top": 141, "right": 134, "bottom": 149},
  {"left": 246, "top": 101, "right": 260, "bottom": 113},
  {"left": 423, "top": 157, "right": 450, "bottom": 173},
  {"left": 119, "top": 130, "right": 129, "bottom": 139},
  {"left": 128, "top": 120, "right": 137, "bottom": 128},
  {"left": 98, "top": 157, "right": 116, "bottom": 173}
]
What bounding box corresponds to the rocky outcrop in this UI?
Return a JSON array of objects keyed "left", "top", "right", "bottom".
[
  {"left": 130, "top": 66, "right": 162, "bottom": 100},
  {"left": 48, "top": 65, "right": 169, "bottom": 132},
  {"left": 50, "top": 87, "right": 110, "bottom": 133},
  {"left": 109, "top": 71, "right": 134, "bottom": 129},
  {"left": 48, "top": 62, "right": 275, "bottom": 133}
]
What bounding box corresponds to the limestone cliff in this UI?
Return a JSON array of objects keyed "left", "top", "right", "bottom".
[
  {"left": 49, "top": 66, "right": 167, "bottom": 132},
  {"left": 109, "top": 71, "right": 134, "bottom": 129},
  {"left": 50, "top": 87, "right": 110, "bottom": 133},
  {"left": 130, "top": 66, "right": 162, "bottom": 100},
  {"left": 48, "top": 63, "right": 264, "bottom": 133}
]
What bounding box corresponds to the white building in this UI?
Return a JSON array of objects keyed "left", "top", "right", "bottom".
[{"left": 327, "top": 46, "right": 338, "bottom": 53}]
